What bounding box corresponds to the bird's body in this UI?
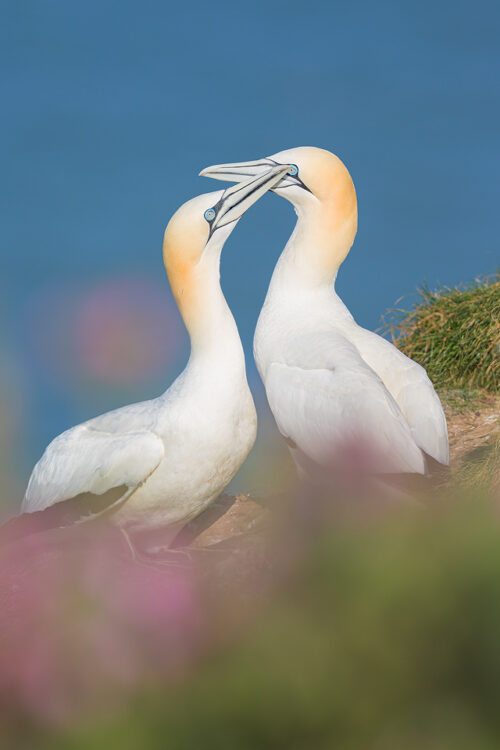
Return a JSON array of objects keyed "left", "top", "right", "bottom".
[
  {"left": 24, "top": 319, "right": 256, "bottom": 537},
  {"left": 22, "top": 165, "right": 290, "bottom": 541},
  {"left": 108, "top": 343, "right": 255, "bottom": 533},
  {"left": 254, "top": 270, "right": 447, "bottom": 477},
  {"left": 202, "top": 147, "right": 449, "bottom": 480}
]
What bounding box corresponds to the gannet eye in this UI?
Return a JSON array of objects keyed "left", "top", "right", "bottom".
[
  {"left": 204, "top": 208, "right": 216, "bottom": 222},
  {"left": 287, "top": 164, "right": 299, "bottom": 176}
]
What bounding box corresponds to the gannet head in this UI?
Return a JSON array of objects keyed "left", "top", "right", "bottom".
[
  {"left": 163, "top": 164, "right": 290, "bottom": 314},
  {"left": 200, "top": 147, "right": 356, "bottom": 214},
  {"left": 200, "top": 147, "right": 358, "bottom": 279}
]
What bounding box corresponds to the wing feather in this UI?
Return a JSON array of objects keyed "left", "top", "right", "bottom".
[
  {"left": 265, "top": 333, "right": 426, "bottom": 475},
  {"left": 23, "top": 424, "right": 164, "bottom": 513},
  {"left": 351, "top": 329, "right": 449, "bottom": 465}
]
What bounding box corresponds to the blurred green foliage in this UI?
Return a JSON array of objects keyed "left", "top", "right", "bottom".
[{"left": 12, "top": 492, "right": 500, "bottom": 750}]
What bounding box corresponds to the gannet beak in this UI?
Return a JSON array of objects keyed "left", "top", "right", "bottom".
[
  {"left": 200, "top": 159, "right": 275, "bottom": 182},
  {"left": 200, "top": 158, "right": 308, "bottom": 192},
  {"left": 208, "top": 163, "right": 291, "bottom": 237}
]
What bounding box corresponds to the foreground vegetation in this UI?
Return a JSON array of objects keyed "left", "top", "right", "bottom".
[
  {"left": 384, "top": 274, "right": 499, "bottom": 393},
  {"left": 5, "top": 488, "right": 499, "bottom": 750},
  {"left": 1, "top": 276, "right": 499, "bottom": 749}
]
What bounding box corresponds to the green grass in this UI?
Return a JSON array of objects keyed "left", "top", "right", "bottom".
[
  {"left": 438, "top": 388, "right": 490, "bottom": 413},
  {"left": 383, "top": 275, "right": 500, "bottom": 393}
]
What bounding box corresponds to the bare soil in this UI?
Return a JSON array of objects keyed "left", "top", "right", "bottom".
[{"left": 444, "top": 391, "right": 499, "bottom": 465}]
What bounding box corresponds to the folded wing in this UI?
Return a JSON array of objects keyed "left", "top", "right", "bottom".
[
  {"left": 23, "top": 423, "right": 164, "bottom": 514},
  {"left": 264, "top": 332, "right": 426, "bottom": 475},
  {"left": 351, "top": 329, "right": 449, "bottom": 465}
]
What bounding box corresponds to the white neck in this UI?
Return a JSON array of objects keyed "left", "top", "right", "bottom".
[
  {"left": 267, "top": 197, "right": 357, "bottom": 300},
  {"left": 176, "top": 242, "right": 246, "bottom": 384}
]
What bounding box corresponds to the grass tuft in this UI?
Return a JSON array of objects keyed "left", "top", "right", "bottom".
[{"left": 383, "top": 274, "right": 500, "bottom": 392}]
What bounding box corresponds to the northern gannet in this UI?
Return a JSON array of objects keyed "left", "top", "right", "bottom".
[
  {"left": 20, "top": 164, "right": 291, "bottom": 545},
  {"left": 201, "top": 147, "right": 449, "bottom": 480}
]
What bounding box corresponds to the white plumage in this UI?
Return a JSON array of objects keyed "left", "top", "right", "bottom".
[
  {"left": 201, "top": 146, "right": 449, "bottom": 479},
  {"left": 24, "top": 420, "right": 164, "bottom": 513},
  {"left": 23, "top": 165, "right": 290, "bottom": 538}
]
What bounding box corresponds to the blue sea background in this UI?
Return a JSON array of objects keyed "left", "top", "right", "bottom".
[{"left": 1, "top": 0, "right": 499, "bottom": 500}]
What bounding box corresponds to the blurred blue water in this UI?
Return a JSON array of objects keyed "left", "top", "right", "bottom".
[{"left": 1, "top": 0, "right": 499, "bottom": 489}]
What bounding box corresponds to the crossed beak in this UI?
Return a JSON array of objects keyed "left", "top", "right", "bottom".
[
  {"left": 207, "top": 163, "right": 291, "bottom": 237},
  {"left": 200, "top": 158, "right": 303, "bottom": 192}
]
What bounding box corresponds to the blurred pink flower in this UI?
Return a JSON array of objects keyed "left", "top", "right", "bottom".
[
  {"left": 0, "top": 522, "right": 201, "bottom": 724},
  {"left": 25, "top": 276, "right": 182, "bottom": 388}
]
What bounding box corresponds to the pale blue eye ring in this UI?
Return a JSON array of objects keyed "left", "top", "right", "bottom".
[
  {"left": 288, "top": 164, "right": 299, "bottom": 176},
  {"left": 204, "top": 208, "right": 216, "bottom": 222}
]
